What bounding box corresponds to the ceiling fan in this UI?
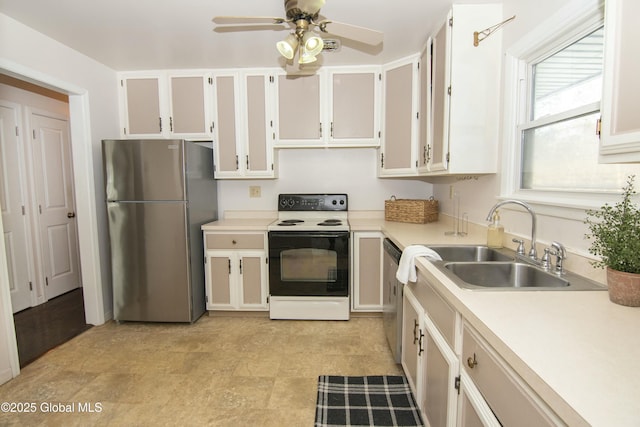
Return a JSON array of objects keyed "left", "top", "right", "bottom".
[{"left": 212, "top": 0, "right": 383, "bottom": 67}]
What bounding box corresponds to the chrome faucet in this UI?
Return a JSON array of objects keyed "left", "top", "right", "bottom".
[{"left": 486, "top": 200, "right": 538, "bottom": 260}]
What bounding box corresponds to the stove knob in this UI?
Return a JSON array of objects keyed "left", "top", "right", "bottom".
[
  {"left": 332, "top": 200, "right": 337, "bottom": 205},
  {"left": 340, "top": 200, "right": 345, "bottom": 205}
]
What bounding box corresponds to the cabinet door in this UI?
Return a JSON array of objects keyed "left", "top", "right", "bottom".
[
  {"left": 457, "top": 371, "right": 501, "bottom": 427},
  {"left": 276, "top": 74, "right": 323, "bottom": 145},
  {"left": 239, "top": 251, "right": 268, "bottom": 310},
  {"left": 429, "top": 16, "right": 451, "bottom": 172},
  {"left": 421, "top": 315, "right": 459, "bottom": 427},
  {"left": 213, "top": 74, "right": 240, "bottom": 177},
  {"left": 206, "top": 252, "right": 233, "bottom": 309},
  {"left": 599, "top": 0, "right": 640, "bottom": 162},
  {"left": 243, "top": 73, "right": 275, "bottom": 177},
  {"left": 329, "top": 69, "right": 380, "bottom": 146},
  {"left": 418, "top": 45, "right": 431, "bottom": 173},
  {"left": 169, "top": 74, "right": 212, "bottom": 137},
  {"left": 122, "top": 76, "right": 164, "bottom": 136},
  {"left": 380, "top": 57, "right": 419, "bottom": 176},
  {"left": 401, "top": 287, "right": 423, "bottom": 396},
  {"left": 352, "top": 232, "right": 383, "bottom": 311}
]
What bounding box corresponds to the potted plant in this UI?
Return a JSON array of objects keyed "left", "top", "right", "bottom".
[{"left": 585, "top": 175, "right": 640, "bottom": 306}]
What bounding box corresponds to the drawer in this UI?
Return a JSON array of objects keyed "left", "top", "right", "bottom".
[
  {"left": 462, "top": 323, "right": 558, "bottom": 427},
  {"left": 205, "top": 233, "right": 265, "bottom": 250},
  {"left": 415, "top": 274, "right": 456, "bottom": 349}
]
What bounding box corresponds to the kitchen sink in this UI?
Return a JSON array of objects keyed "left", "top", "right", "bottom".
[
  {"left": 444, "top": 262, "right": 569, "bottom": 289},
  {"left": 426, "top": 245, "right": 514, "bottom": 262},
  {"left": 424, "top": 245, "right": 607, "bottom": 291}
]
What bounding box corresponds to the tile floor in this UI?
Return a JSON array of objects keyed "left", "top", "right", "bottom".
[{"left": 0, "top": 314, "right": 402, "bottom": 426}]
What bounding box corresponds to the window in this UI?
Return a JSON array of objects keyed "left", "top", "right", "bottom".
[{"left": 505, "top": 2, "right": 640, "bottom": 213}]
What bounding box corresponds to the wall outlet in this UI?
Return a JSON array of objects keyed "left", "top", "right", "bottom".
[{"left": 249, "top": 186, "right": 261, "bottom": 198}]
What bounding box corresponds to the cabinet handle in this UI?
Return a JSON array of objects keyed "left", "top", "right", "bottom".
[
  {"left": 232, "top": 240, "right": 237, "bottom": 245},
  {"left": 239, "top": 259, "right": 243, "bottom": 274},
  {"left": 235, "top": 155, "right": 239, "bottom": 170},
  {"left": 330, "top": 121, "right": 334, "bottom": 137},
  {"left": 228, "top": 259, "right": 231, "bottom": 274},
  {"left": 159, "top": 117, "right": 163, "bottom": 132},
  {"left": 170, "top": 116, "right": 173, "bottom": 132},
  {"left": 467, "top": 353, "right": 478, "bottom": 369},
  {"left": 246, "top": 155, "right": 249, "bottom": 170},
  {"left": 413, "top": 319, "right": 419, "bottom": 344},
  {"left": 418, "top": 330, "right": 424, "bottom": 355}
]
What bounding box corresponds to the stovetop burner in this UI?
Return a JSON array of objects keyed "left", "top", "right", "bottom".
[
  {"left": 318, "top": 219, "right": 343, "bottom": 226},
  {"left": 278, "top": 219, "right": 304, "bottom": 226}
]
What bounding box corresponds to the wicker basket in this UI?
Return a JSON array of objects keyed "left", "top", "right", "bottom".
[{"left": 384, "top": 197, "right": 439, "bottom": 224}]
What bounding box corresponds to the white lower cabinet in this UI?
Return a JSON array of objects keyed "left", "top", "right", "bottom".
[
  {"left": 402, "top": 272, "right": 562, "bottom": 426},
  {"left": 203, "top": 232, "right": 268, "bottom": 311}
]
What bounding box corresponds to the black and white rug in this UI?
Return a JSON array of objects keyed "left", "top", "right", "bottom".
[{"left": 315, "top": 375, "right": 424, "bottom": 427}]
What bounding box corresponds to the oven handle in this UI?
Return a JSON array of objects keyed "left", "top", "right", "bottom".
[{"left": 268, "top": 231, "right": 349, "bottom": 239}]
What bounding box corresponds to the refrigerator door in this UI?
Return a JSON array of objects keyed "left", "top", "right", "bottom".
[
  {"left": 108, "top": 200, "right": 193, "bottom": 322},
  {"left": 103, "top": 139, "right": 186, "bottom": 201}
]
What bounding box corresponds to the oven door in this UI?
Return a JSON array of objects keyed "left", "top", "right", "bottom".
[{"left": 268, "top": 231, "right": 350, "bottom": 297}]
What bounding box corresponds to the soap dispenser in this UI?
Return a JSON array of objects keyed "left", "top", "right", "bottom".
[{"left": 487, "top": 210, "right": 504, "bottom": 248}]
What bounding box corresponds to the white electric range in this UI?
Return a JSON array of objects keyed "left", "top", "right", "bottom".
[{"left": 267, "top": 194, "right": 350, "bottom": 320}]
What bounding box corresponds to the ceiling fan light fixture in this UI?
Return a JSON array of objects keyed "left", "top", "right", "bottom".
[
  {"left": 302, "top": 32, "right": 324, "bottom": 57},
  {"left": 298, "top": 52, "right": 318, "bottom": 64},
  {"left": 276, "top": 33, "right": 299, "bottom": 60}
]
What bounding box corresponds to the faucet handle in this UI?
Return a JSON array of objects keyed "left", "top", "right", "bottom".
[
  {"left": 512, "top": 238, "right": 525, "bottom": 255},
  {"left": 541, "top": 248, "right": 551, "bottom": 270},
  {"left": 550, "top": 241, "right": 567, "bottom": 274}
]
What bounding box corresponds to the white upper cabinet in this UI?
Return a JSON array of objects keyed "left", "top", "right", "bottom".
[
  {"left": 118, "top": 71, "right": 213, "bottom": 139},
  {"left": 212, "top": 71, "right": 276, "bottom": 179},
  {"left": 379, "top": 55, "right": 420, "bottom": 177},
  {"left": 168, "top": 73, "right": 213, "bottom": 137},
  {"left": 274, "top": 67, "right": 381, "bottom": 148},
  {"left": 328, "top": 67, "right": 381, "bottom": 147},
  {"left": 427, "top": 4, "right": 502, "bottom": 176},
  {"left": 275, "top": 73, "right": 324, "bottom": 146},
  {"left": 599, "top": 0, "right": 640, "bottom": 163}
]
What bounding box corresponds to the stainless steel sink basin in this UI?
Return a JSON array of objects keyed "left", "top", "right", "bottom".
[
  {"left": 444, "top": 262, "right": 569, "bottom": 288},
  {"left": 426, "top": 245, "right": 513, "bottom": 262},
  {"left": 423, "top": 245, "right": 607, "bottom": 291},
  {"left": 433, "top": 261, "right": 607, "bottom": 291}
]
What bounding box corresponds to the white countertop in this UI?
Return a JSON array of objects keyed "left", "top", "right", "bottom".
[
  {"left": 204, "top": 215, "right": 639, "bottom": 426},
  {"left": 354, "top": 217, "right": 638, "bottom": 427}
]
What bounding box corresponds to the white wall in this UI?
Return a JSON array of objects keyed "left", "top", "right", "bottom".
[
  {"left": 0, "top": 13, "right": 119, "bottom": 381},
  {"left": 433, "top": 0, "right": 605, "bottom": 255},
  {"left": 218, "top": 148, "right": 432, "bottom": 215}
]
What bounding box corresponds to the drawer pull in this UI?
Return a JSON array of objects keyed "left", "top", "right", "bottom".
[
  {"left": 232, "top": 240, "right": 237, "bottom": 244},
  {"left": 467, "top": 353, "right": 478, "bottom": 369}
]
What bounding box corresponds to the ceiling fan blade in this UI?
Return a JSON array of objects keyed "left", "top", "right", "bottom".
[
  {"left": 318, "top": 20, "right": 383, "bottom": 46},
  {"left": 213, "top": 16, "right": 286, "bottom": 25},
  {"left": 296, "top": 0, "right": 326, "bottom": 15},
  {"left": 213, "top": 24, "right": 288, "bottom": 33}
]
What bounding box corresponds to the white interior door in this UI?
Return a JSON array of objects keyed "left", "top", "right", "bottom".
[
  {"left": 30, "top": 112, "right": 80, "bottom": 300},
  {"left": 0, "top": 103, "right": 32, "bottom": 313}
]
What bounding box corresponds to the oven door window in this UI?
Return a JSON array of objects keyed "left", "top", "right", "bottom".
[{"left": 281, "top": 248, "right": 337, "bottom": 282}]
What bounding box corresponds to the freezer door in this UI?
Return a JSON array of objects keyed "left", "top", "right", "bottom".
[
  {"left": 108, "top": 201, "right": 193, "bottom": 322},
  {"left": 103, "top": 139, "right": 186, "bottom": 201}
]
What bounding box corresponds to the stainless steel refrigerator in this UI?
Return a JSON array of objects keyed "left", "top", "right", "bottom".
[{"left": 103, "top": 139, "right": 217, "bottom": 323}]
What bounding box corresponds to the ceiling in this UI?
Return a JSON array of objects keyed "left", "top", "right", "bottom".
[{"left": 0, "top": 0, "right": 495, "bottom": 72}]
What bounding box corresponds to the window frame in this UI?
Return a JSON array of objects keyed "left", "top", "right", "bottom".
[{"left": 500, "top": 0, "right": 619, "bottom": 221}]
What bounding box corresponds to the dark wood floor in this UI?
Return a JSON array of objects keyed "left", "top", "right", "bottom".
[{"left": 13, "top": 288, "right": 92, "bottom": 367}]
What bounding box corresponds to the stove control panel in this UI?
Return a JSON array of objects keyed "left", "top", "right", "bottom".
[{"left": 278, "top": 194, "right": 348, "bottom": 211}]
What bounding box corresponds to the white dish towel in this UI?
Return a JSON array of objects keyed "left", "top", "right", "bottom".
[{"left": 396, "top": 245, "right": 443, "bottom": 284}]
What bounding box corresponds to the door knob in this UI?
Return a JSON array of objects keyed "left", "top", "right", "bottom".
[{"left": 67, "top": 212, "right": 76, "bottom": 218}]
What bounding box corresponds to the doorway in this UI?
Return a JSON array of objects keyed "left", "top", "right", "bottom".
[{"left": 0, "top": 74, "right": 86, "bottom": 366}]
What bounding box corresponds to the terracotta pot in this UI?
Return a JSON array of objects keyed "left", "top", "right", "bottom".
[{"left": 607, "top": 267, "right": 640, "bottom": 307}]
